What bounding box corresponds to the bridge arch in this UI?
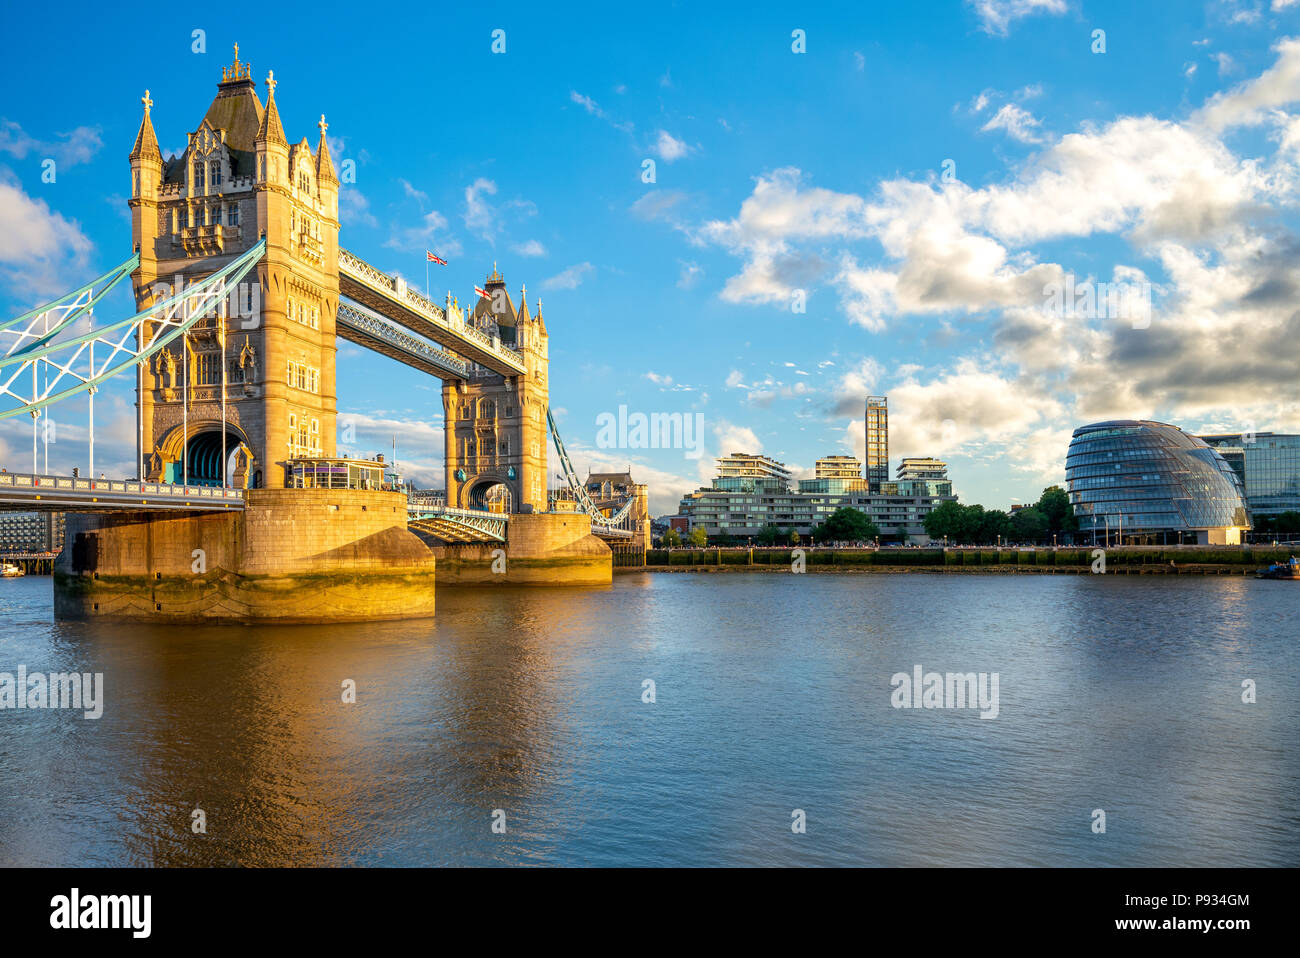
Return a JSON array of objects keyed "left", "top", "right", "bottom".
[
  {"left": 464, "top": 475, "right": 514, "bottom": 514},
  {"left": 155, "top": 421, "right": 251, "bottom": 487}
]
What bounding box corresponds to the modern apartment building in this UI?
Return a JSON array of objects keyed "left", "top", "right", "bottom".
[
  {"left": 0, "top": 512, "right": 66, "bottom": 553},
  {"left": 897, "top": 458, "right": 948, "bottom": 481},
  {"left": 716, "top": 453, "right": 793, "bottom": 483},
  {"left": 815, "top": 455, "right": 864, "bottom": 480},
  {"left": 678, "top": 454, "right": 955, "bottom": 543}
]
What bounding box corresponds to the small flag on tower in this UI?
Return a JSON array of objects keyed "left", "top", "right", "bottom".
[
  {"left": 426, "top": 250, "right": 447, "bottom": 265},
  {"left": 474, "top": 285, "right": 491, "bottom": 299}
]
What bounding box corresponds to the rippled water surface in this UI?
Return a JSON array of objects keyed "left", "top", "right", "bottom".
[{"left": 0, "top": 572, "right": 1296, "bottom": 866}]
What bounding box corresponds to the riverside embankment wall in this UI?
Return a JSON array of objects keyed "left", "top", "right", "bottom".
[{"left": 636, "top": 545, "right": 1298, "bottom": 574}]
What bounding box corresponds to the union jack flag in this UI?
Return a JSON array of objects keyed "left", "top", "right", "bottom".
[{"left": 426, "top": 250, "right": 447, "bottom": 265}]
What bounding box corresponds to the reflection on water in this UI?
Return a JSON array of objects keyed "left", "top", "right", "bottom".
[{"left": 0, "top": 573, "right": 1296, "bottom": 866}]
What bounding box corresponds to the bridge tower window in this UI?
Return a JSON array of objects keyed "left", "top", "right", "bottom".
[
  {"left": 193, "top": 162, "right": 205, "bottom": 193},
  {"left": 196, "top": 352, "right": 221, "bottom": 385},
  {"left": 227, "top": 204, "right": 239, "bottom": 227},
  {"left": 210, "top": 161, "right": 222, "bottom": 187},
  {"left": 479, "top": 398, "right": 496, "bottom": 419}
]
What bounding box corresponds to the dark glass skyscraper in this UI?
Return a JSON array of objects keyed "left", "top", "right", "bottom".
[{"left": 1066, "top": 421, "right": 1250, "bottom": 545}]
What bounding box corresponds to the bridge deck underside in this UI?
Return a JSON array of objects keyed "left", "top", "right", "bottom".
[
  {"left": 408, "top": 516, "right": 505, "bottom": 544},
  {"left": 336, "top": 303, "right": 467, "bottom": 380}
]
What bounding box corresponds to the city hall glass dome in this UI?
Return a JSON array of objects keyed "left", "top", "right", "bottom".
[{"left": 1065, "top": 421, "right": 1250, "bottom": 544}]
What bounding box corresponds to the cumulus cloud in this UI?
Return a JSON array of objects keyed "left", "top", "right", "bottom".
[
  {"left": 678, "top": 38, "right": 1300, "bottom": 495},
  {"left": 0, "top": 169, "right": 94, "bottom": 297},
  {"left": 1195, "top": 36, "right": 1300, "bottom": 131},
  {"left": 714, "top": 420, "right": 762, "bottom": 455}
]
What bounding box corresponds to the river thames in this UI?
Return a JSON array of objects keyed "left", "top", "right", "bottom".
[{"left": 0, "top": 572, "right": 1295, "bottom": 867}]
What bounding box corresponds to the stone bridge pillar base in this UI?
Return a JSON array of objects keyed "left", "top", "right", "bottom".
[
  {"left": 53, "top": 489, "right": 437, "bottom": 623},
  {"left": 421, "top": 512, "right": 612, "bottom": 586}
]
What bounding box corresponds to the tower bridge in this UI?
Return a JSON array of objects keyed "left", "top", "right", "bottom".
[{"left": 0, "top": 48, "right": 648, "bottom": 621}]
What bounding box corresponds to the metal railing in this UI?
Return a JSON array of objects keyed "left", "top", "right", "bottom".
[
  {"left": 0, "top": 470, "right": 245, "bottom": 509},
  {"left": 338, "top": 248, "right": 526, "bottom": 374}
]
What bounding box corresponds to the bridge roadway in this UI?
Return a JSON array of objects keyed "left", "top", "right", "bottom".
[
  {"left": 0, "top": 471, "right": 245, "bottom": 512},
  {"left": 338, "top": 249, "right": 527, "bottom": 378}
]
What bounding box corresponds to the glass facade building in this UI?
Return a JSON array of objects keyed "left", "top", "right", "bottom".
[
  {"left": 1199, "top": 433, "right": 1300, "bottom": 519},
  {"left": 1066, "top": 421, "right": 1250, "bottom": 545}
]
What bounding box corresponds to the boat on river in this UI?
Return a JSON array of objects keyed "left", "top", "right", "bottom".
[{"left": 1256, "top": 556, "right": 1300, "bottom": 580}]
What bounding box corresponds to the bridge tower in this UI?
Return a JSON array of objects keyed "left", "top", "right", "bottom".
[
  {"left": 442, "top": 267, "right": 550, "bottom": 513},
  {"left": 129, "top": 47, "right": 339, "bottom": 489}
]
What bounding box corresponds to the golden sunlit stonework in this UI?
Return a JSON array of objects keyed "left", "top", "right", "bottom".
[
  {"left": 443, "top": 266, "right": 551, "bottom": 514},
  {"left": 130, "top": 47, "right": 339, "bottom": 489}
]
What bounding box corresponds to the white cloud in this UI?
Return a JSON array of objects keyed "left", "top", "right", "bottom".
[
  {"left": 399, "top": 178, "right": 428, "bottom": 202},
  {"left": 542, "top": 262, "right": 593, "bottom": 290},
  {"left": 512, "top": 239, "right": 547, "bottom": 257},
  {"left": 0, "top": 169, "right": 93, "bottom": 297},
  {"left": 0, "top": 120, "right": 102, "bottom": 168},
  {"left": 1195, "top": 36, "right": 1300, "bottom": 131},
  {"left": 653, "top": 130, "right": 690, "bottom": 162},
  {"left": 713, "top": 420, "right": 762, "bottom": 455},
  {"left": 340, "top": 187, "right": 378, "bottom": 229},
  {"left": 570, "top": 90, "right": 603, "bottom": 116},
  {"left": 463, "top": 177, "right": 498, "bottom": 241},
  {"left": 980, "top": 103, "right": 1043, "bottom": 143},
  {"left": 383, "top": 209, "right": 460, "bottom": 257},
  {"left": 968, "top": 0, "right": 1068, "bottom": 36}
]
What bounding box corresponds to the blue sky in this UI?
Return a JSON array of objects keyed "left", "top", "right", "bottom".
[{"left": 3, "top": 0, "right": 1300, "bottom": 514}]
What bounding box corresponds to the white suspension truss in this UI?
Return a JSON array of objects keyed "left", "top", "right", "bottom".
[
  {"left": 546, "top": 406, "right": 636, "bottom": 537},
  {"left": 0, "top": 240, "right": 265, "bottom": 420}
]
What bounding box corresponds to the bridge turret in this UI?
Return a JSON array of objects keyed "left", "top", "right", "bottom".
[
  {"left": 254, "top": 71, "right": 289, "bottom": 189},
  {"left": 315, "top": 115, "right": 339, "bottom": 224},
  {"left": 128, "top": 90, "right": 163, "bottom": 261}
]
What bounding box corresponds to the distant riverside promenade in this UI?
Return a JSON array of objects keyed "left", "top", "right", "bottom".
[{"left": 629, "top": 544, "right": 1300, "bottom": 575}]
